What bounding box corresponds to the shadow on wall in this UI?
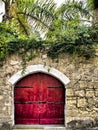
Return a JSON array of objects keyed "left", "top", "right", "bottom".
[
  {"left": 0, "top": 122, "right": 12, "bottom": 130},
  {"left": 67, "top": 118, "right": 98, "bottom": 130},
  {"left": 0, "top": 119, "right": 98, "bottom": 130}
]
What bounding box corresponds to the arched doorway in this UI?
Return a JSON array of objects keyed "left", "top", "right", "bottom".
[
  {"left": 9, "top": 64, "right": 70, "bottom": 125},
  {"left": 14, "top": 72, "right": 65, "bottom": 125}
]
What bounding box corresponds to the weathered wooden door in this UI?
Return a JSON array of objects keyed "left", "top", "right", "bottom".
[{"left": 14, "top": 73, "right": 65, "bottom": 125}]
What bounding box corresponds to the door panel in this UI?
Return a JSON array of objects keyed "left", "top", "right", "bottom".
[
  {"left": 40, "top": 118, "right": 64, "bottom": 124},
  {"left": 14, "top": 73, "right": 65, "bottom": 125},
  {"left": 40, "top": 104, "right": 64, "bottom": 124},
  {"left": 47, "top": 87, "right": 65, "bottom": 102},
  {"left": 14, "top": 73, "right": 40, "bottom": 124},
  {"left": 47, "top": 104, "right": 65, "bottom": 118},
  {"left": 14, "top": 88, "right": 39, "bottom": 102},
  {"left": 39, "top": 73, "right": 65, "bottom": 124},
  {"left": 15, "top": 104, "right": 39, "bottom": 124}
]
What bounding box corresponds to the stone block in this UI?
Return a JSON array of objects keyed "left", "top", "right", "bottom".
[
  {"left": 86, "top": 128, "right": 98, "bottom": 130},
  {"left": 42, "top": 54, "right": 47, "bottom": 59},
  {"left": 10, "top": 60, "right": 20, "bottom": 65},
  {"left": 0, "top": 95, "right": 3, "bottom": 100},
  {"left": 66, "top": 89, "right": 74, "bottom": 97},
  {"left": 67, "top": 119, "right": 94, "bottom": 129},
  {"left": 93, "top": 82, "right": 98, "bottom": 89},
  {"left": 0, "top": 122, "right": 12, "bottom": 130},
  {"left": 67, "top": 98, "right": 76, "bottom": 108},
  {"left": 95, "top": 90, "right": 98, "bottom": 97},
  {"left": 75, "top": 90, "right": 85, "bottom": 97},
  {"left": 77, "top": 98, "right": 87, "bottom": 107},
  {"left": 79, "top": 81, "right": 87, "bottom": 89},
  {"left": 66, "top": 109, "right": 79, "bottom": 117},
  {"left": 87, "top": 98, "right": 94, "bottom": 108},
  {"left": 86, "top": 91, "right": 94, "bottom": 97}
]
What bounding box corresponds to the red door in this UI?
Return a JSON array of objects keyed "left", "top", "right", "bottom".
[{"left": 14, "top": 73, "right": 65, "bottom": 125}]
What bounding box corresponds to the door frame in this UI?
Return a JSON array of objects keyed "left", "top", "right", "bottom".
[{"left": 9, "top": 64, "right": 70, "bottom": 126}]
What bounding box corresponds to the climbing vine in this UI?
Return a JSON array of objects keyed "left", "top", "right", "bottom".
[
  {"left": 0, "top": 22, "right": 98, "bottom": 67},
  {"left": 47, "top": 24, "right": 98, "bottom": 59}
]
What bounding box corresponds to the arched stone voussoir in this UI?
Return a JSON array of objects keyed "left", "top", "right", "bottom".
[{"left": 9, "top": 64, "right": 70, "bottom": 87}]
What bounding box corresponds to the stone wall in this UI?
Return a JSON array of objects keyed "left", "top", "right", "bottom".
[
  {"left": 66, "top": 57, "right": 98, "bottom": 122},
  {"left": 0, "top": 53, "right": 98, "bottom": 127}
]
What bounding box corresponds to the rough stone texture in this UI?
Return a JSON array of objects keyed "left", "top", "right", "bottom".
[
  {"left": 0, "top": 53, "right": 98, "bottom": 129},
  {"left": 0, "top": 122, "right": 12, "bottom": 130}
]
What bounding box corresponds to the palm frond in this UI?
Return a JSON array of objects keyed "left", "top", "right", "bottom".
[{"left": 57, "top": 0, "right": 92, "bottom": 24}]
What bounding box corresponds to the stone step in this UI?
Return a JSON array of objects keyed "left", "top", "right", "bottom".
[
  {"left": 12, "top": 125, "right": 65, "bottom": 130},
  {"left": 13, "top": 128, "right": 65, "bottom": 130},
  {"left": 12, "top": 125, "right": 44, "bottom": 130},
  {"left": 13, "top": 129, "right": 43, "bottom": 130},
  {"left": 13, "top": 128, "right": 62, "bottom": 130}
]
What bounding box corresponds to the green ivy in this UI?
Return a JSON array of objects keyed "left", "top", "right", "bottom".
[
  {"left": 0, "top": 22, "right": 98, "bottom": 66},
  {"left": 47, "top": 24, "right": 98, "bottom": 59}
]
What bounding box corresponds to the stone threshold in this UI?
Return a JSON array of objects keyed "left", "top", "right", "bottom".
[{"left": 13, "top": 125, "right": 65, "bottom": 129}]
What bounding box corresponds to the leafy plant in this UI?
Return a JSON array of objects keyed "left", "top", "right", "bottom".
[
  {"left": 0, "top": 0, "right": 98, "bottom": 68},
  {"left": 2, "top": 0, "right": 56, "bottom": 35}
]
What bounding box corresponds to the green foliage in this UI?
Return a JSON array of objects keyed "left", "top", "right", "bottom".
[
  {"left": 56, "top": 0, "right": 92, "bottom": 25},
  {"left": 0, "top": 22, "right": 43, "bottom": 63},
  {"left": 0, "top": 0, "right": 98, "bottom": 67},
  {"left": 0, "top": 22, "right": 98, "bottom": 64},
  {"left": 47, "top": 24, "right": 97, "bottom": 59},
  {"left": 46, "top": 0, "right": 98, "bottom": 59},
  {"left": 87, "top": 0, "right": 98, "bottom": 9},
  {"left": 3, "top": 0, "right": 56, "bottom": 35},
  {"left": 0, "top": 22, "right": 18, "bottom": 60}
]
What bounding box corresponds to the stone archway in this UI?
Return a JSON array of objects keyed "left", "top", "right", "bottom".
[{"left": 9, "top": 64, "right": 70, "bottom": 125}]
